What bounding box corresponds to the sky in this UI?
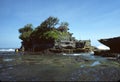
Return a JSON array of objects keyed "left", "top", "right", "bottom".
[{"left": 0, "top": 0, "right": 120, "bottom": 48}]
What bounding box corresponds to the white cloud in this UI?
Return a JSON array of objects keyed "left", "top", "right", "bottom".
[{"left": 97, "top": 45, "right": 110, "bottom": 50}]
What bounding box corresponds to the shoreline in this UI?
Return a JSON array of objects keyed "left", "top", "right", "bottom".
[{"left": 1, "top": 49, "right": 120, "bottom": 62}]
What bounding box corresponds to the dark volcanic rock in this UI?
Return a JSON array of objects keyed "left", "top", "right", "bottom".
[
  {"left": 69, "top": 67, "right": 120, "bottom": 81},
  {"left": 99, "top": 36, "right": 120, "bottom": 53}
]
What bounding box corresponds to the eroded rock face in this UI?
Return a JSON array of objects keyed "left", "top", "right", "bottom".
[{"left": 99, "top": 36, "right": 120, "bottom": 53}]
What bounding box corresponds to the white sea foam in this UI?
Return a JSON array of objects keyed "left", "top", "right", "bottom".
[
  {"left": 63, "top": 52, "right": 94, "bottom": 56},
  {"left": 0, "top": 48, "right": 15, "bottom": 52}
]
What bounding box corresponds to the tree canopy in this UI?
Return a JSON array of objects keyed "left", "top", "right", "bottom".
[
  {"left": 19, "top": 24, "right": 33, "bottom": 33},
  {"left": 18, "top": 16, "right": 70, "bottom": 51}
]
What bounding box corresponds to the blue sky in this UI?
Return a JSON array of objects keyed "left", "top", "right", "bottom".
[{"left": 0, "top": 0, "right": 120, "bottom": 48}]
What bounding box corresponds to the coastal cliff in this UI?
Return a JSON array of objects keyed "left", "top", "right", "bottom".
[
  {"left": 99, "top": 36, "right": 120, "bottom": 53},
  {"left": 94, "top": 36, "right": 120, "bottom": 58}
]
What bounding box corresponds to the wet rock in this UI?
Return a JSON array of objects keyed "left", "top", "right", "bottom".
[
  {"left": 0, "top": 64, "right": 2, "bottom": 68},
  {"left": 75, "top": 58, "right": 83, "bottom": 62},
  {"left": 69, "top": 67, "right": 120, "bottom": 81}
]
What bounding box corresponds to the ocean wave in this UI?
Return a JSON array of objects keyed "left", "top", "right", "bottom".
[{"left": 0, "top": 48, "right": 15, "bottom": 52}]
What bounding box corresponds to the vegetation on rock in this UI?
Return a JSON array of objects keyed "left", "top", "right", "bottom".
[{"left": 19, "top": 16, "right": 70, "bottom": 51}]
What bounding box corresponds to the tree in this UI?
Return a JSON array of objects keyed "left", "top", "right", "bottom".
[
  {"left": 19, "top": 24, "right": 33, "bottom": 50},
  {"left": 19, "top": 24, "right": 33, "bottom": 34},
  {"left": 60, "top": 22, "right": 69, "bottom": 27},
  {"left": 19, "top": 24, "right": 33, "bottom": 40},
  {"left": 39, "top": 16, "right": 59, "bottom": 30},
  {"left": 32, "top": 16, "right": 59, "bottom": 42},
  {"left": 57, "top": 22, "right": 69, "bottom": 32},
  {"left": 19, "top": 31, "right": 32, "bottom": 41},
  {"left": 18, "top": 16, "right": 71, "bottom": 51},
  {"left": 43, "top": 30, "right": 60, "bottom": 40}
]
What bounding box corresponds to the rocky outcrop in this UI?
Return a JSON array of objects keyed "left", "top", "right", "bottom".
[{"left": 99, "top": 36, "right": 120, "bottom": 53}]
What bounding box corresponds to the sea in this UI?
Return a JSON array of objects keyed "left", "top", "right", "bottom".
[
  {"left": 0, "top": 48, "right": 15, "bottom": 52},
  {"left": 0, "top": 48, "right": 120, "bottom": 81}
]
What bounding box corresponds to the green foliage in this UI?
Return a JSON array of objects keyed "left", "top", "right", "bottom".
[
  {"left": 58, "top": 22, "right": 69, "bottom": 32},
  {"left": 60, "top": 22, "right": 69, "bottom": 27},
  {"left": 44, "top": 30, "right": 60, "bottom": 40},
  {"left": 18, "top": 24, "right": 34, "bottom": 50},
  {"left": 18, "top": 16, "right": 71, "bottom": 51},
  {"left": 19, "top": 24, "right": 33, "bottom": 33},
  {"left": 59, "top": 32, "right": 70, "bottom": 40},
  {"left": 39, "top": 16, "right": 59, "bottom": 30},
  {"left": 32, "top": 16, "right": 59, "bottom": 41},
  {"left": 19, "top": 31, "right": 33, "bottom": 41},
  {"left": 19, "top": 24, "right": 33, "bottom": 41}
]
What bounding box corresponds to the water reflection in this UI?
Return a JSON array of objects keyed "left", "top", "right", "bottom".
[
  {"left": 3, "top": 59, "right": 14, "bottom": 62},
  {"left": 91, "top": 61, "right": 101, "bottom": 66}
]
